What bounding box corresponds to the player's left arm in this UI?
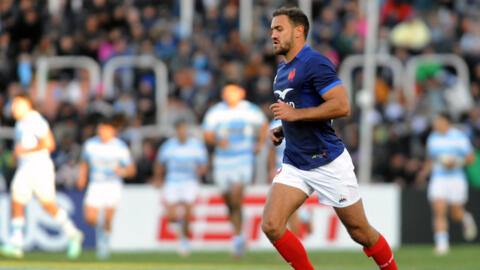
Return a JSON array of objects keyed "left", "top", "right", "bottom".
[
  {"left": 254, "top": 121, "right": 269, "bottom": 154},
  {"left": 464, "top": 152, "right": 475, "bottom": 165},
  {"left": 115, "top": 147, "right": 136, "bottom": 179},
  {"left": 116, "top": 162, "right": 136, "bottom": 179},
  {"left": 458, "top": 134, "right": 475, "bottom": 167},
  {"left": 271, "top": 84, "right": 350, "bottom": 122},
  {"left": 15, "top": 130, "right": 56, "bottom": 156}
]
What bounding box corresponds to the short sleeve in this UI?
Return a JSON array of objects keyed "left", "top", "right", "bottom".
[
  {"left": 81, "top": 142, "right": 90, "bottom": 162},
  {"left": 426, "top": 135, "right": 436, "bottom": 158},
  {"left": 197, "top": 143, "right": 208, "bottom": 165},
  {"left": 308, "top": 56, "right": 342, "bottom": 96},
  {"left": 251, "top": 105, "right": 267, "bottom": 126},
  {"left": 33, "top": 115, "right": 50, "bottom": 138},
  {"left": 459, "top": 134, "right": 473, "bottom": 156},
  {"left": 202, "top": 108, "right": 218, "bottom": 131},
  {"left": 119, "top": 145, "right": 133, "bottom": 166},
  {"left": 156, "top": 142, "right": 168, "bottom": 164}
]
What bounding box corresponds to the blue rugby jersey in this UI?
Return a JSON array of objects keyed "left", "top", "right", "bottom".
[
  {"left": 427, "top": 128, "right": 473, "bottom": 180},
  {"left": 273, "top": 45, "right": 345, "bottom": 170},
  {"left": 202, "top": 100, "right": 266, "bottom": 171},
  {"left": 81, "top": 136, "right": 133, "bottom": 183},
  {"left": 156, "top": 137, "right": 207, "bottom": 183}
]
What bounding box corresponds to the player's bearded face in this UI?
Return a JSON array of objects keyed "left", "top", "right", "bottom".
[
  {"left": 273, "top": 31, "right": 293, "bottom": 55},
  {"left": 271, "top": 16, "right": 294, "bottom": 56}
]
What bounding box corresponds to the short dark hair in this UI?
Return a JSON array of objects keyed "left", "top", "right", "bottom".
[
  {"left": 437, "top": 112, "right": 452, "bottom": 123},
  {"left": 14, "top": 92, "right": 33, "bottom": 105},
  {"left": 98, "top": 115, "right": 117, "bottom": 127},
  {"left": 174, "top": 119, "right": 187, "bottom": 128},
  {"left": 272, "top": 7, "right": 310, "bottom": 40}
]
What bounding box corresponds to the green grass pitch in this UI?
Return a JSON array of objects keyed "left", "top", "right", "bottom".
[{"left": 0, "top": 245, "right": 478, "bottom": 270}]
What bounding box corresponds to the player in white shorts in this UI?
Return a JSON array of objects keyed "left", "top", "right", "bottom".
[
  {"left": 1, "top": 93, "right": 83, "bottom": 259},
  {"left": 77, "top": 115, "right": 135, "bottom": 259},
  {"left": 268, "top": 119, "right": 311, "bottom": 236},
  {"left": 153, "top": 120, "right": 208, "bottom": 256},
  {"left": 263, "top": 8, "right": 398, "bottom": 269},
  {"left": 203, "top": 84, "right": 268, "bottom": 257},
  {"left": 417, "top": 113, "right": 477, "bottom": 254}
]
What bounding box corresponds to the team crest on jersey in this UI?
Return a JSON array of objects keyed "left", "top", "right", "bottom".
[{"left": 288, "top": 68, "right": 296, "bottom": 82}]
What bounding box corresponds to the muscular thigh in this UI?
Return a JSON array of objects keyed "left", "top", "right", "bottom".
[
  {"left": 334, "top": 199, "right": 370, "bottom": 228},
  {"left": 263, "top": 183, "right": 308, "bottom": 228}
]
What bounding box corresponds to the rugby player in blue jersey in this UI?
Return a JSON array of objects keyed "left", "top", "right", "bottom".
[
  {"left": 417, "top": 113, "right": 477, "bottom": 254},
  {"left": 77, "top": 116, "right": 136, "bottom": 259},
  {"left": 203, "top": 84, "right": 268, "bottom": 257},
  {"left": 261, "top": 7, "right": 398, "bottom": 270},
  {"left": 154, "top": 120, "right": 208, "bottom": 256},
  {"left": 1, "top": 94, "right": 83, "bottom": 259}
]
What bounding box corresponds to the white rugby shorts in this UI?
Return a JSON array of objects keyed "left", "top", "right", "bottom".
[
  {"left": 213, "top": 164, "right": 253, "bottom": 192},
  {"left": 84, "top": 181, "right": 123, "bottom": 208},
  {"left": 428, "top": 177, "right": 468, "bottom": 204},
  {"left": 163, "top": 181, "right": 199, "bottom": 204},
  {"left": 273, "top": 149, "right": 361, "bottom": 208},
  {"left": 11, "top": 159, "right": 56, "bottom": 204}
]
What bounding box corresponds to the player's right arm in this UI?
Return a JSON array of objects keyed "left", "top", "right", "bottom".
[
  {"left": 415, "top": 159, "right": 432, "bottom": 188},
  {"left": 203, "top": 130, "right": 228, "bottom": 148},
  {"left": 152, "top": 161, "right": 165, "bottom": 188},
  {"left": 151, "top": 142, "right": 167, "bottom": 187},
  {"left": 77, "top": 160, "right": 89, "bottom": 190},
  {"left": 202, "top": 108, "right": 228, "bottom": 148},
  {"left": 15, "top": 130, "right": 56, "bottom": 157},
  {"left": 269, "top": 126, "right": 284, "bottom": 146}
]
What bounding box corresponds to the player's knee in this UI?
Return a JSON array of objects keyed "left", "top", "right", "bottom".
[
  {"left": 346, "top": 225, "right": 369, "bottom": 246},
  {"left": 261, "top": 217, "right": 283, "bottom": 238},
  {"left": 450, "top": 210, "right": 463, "bottom": 222}
]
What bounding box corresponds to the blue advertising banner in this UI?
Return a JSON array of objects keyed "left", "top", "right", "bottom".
[{"left": 0, "top": 190, "right": 95, "bottom": 251}]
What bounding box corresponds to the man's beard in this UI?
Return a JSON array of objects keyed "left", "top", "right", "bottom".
[{"left": 274, "top": 39, "right": 292, "bottom": 56}]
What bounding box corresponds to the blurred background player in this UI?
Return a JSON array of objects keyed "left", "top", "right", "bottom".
[
  {"left": 77, "top": 115, "right": 136, "bottom": 259},
  {"left": 268, "top": 119, "right": 311, "bottom": 237},
  {"left": 1, "top": 93, "right": 83, "bottom": 259},
  {"left": 203, "top": 84, "right": 268, "bottom": 257},
  {"left": 153, "top": 120, "right": 208, "bottom": 257},
  {"left": 417, "top": 113, "right": 477, "bottom": 255}
]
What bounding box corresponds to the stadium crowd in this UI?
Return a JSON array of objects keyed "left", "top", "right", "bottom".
[{"left": 0, "top": 0, "right": 480, "bottom": 190}]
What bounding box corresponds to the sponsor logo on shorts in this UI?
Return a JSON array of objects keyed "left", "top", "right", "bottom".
[{"left": 338, "top": 196, "right": 347, "bottom": 203}]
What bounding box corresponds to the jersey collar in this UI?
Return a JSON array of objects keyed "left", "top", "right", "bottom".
[
  {"left": 283, "top": 44, "right": 310, "bottom": 65},
  {"left": 295, "top": 44, "right": 310, "bottom": 60}
]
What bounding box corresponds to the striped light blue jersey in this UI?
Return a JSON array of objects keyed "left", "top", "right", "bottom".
[
  {"left": 82, "top": 136, "right": 133, "bottom": 183},
  {"left": 157, "top": 137, "right": 207, "bottom": 183},
  {"left": 14, "top": 111, "right": 51, "bottom": 165},
  {"left": 269, "top": 119, "right": 285, "bottom": 170},
  {"left": 203, "top": 100, "right": 266, "bottom": 170},
  {"left": 427, "top": 128, "right": 473, "bottom": 180}
]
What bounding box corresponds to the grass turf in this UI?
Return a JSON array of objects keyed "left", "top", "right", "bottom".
[{"left": 0, "top": 244, "right": 478, "bottom": 270}]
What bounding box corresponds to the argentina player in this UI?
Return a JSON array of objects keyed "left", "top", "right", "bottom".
[
  {"left": 203, "top": 84, "right": 268, "bottom": 257},
  {"left": 1, "top": 94, "right": 83, "bottom": 259},
  {"left": 417, "top": 113, "right": 477, "bottom": 254},
  {"left": 153, "top": 120, "right": 208, "bottom": 256},
  {"left": 261, "top": 7, "right": 398, "bottom": 270},
  {"left": 77, "top": 115, "right": 136, "bottom": 259}
]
